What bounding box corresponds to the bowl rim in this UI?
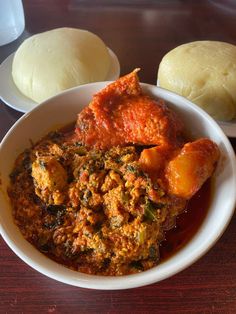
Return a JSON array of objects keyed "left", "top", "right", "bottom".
[{"left": 1, "top": 81, "right": 236, "bottom": 290}]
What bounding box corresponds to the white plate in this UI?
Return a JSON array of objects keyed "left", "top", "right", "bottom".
[
  {"left": 156, "top": 80, "right": 236, "bottom": 137},
  {"left": 0, "top": 48, "right": 120, "bottom": 113},
  {"left": 216, "top": 119, "right": 236, "bottom": 138}
]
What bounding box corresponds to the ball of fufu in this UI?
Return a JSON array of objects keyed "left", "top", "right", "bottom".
[
  {"left": 158, "top": 41, "right": 236, "bottom": 121},
  {"left": 12, "top": 28, "right": 111, "bottom": 103}
]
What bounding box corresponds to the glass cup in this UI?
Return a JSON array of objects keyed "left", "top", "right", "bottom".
[{"left": 0, "top": 0, "right": 25, "bottom": 46}]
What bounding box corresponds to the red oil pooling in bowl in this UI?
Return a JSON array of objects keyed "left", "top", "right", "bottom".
[{"left": 160, "top": 179, "right": 212, "bottom": 262}]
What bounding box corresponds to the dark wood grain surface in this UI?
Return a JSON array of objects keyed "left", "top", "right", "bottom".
[{"left": 1, "top": 1, "right": 236, "bottom": 313}]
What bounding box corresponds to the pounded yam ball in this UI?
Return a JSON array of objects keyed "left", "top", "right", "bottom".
[
  {"left": 158, "top": 41, "right": 236, "bottom": 121},
  {"left": 12, "top": 27, "right": 111, "bottom": 103}
]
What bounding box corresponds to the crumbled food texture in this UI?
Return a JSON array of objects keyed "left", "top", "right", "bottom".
[{"left": 8, "top": 132, "right": 186, "bottom": 275}]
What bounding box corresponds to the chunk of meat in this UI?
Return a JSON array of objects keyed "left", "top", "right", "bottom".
[
  {"left": 32, "top": 156, "right": 68, "bottom": 204},
  {"left": 75, "top": 69, "right": 183, "bottom": 149},
  {"left": 164, "top": 138, "right": 220, "bottom": 199}
]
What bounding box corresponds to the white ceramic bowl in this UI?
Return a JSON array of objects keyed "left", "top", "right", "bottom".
[{"left": 0, "top": 83, "right": 236, "bottom": 290}]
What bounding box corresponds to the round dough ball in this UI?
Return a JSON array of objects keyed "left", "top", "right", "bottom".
[
  {"left": 158, "top": 41, "right": 236, "bottom": 121},
  {"left": 12, "top": 28, "right": 111, "bottom": 103}
]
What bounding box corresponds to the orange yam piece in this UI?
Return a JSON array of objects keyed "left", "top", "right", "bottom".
[
  {"left": 75, "top": 70, "right": 183, "bottom": 149},
  {"left": 139, "top": 144, "right": 175, "bottom": 180},
  {"left": 164, "top": 138, "right": 220, "bottom": 199}
]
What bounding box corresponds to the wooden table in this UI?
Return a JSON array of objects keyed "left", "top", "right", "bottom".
[{"left": 1, "top": 1, "right": 236, "bottom": 312}]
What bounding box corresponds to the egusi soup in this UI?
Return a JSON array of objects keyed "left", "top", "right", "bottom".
[{"left": 8, "top": 71, "right": 220, "bottom": 276}]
